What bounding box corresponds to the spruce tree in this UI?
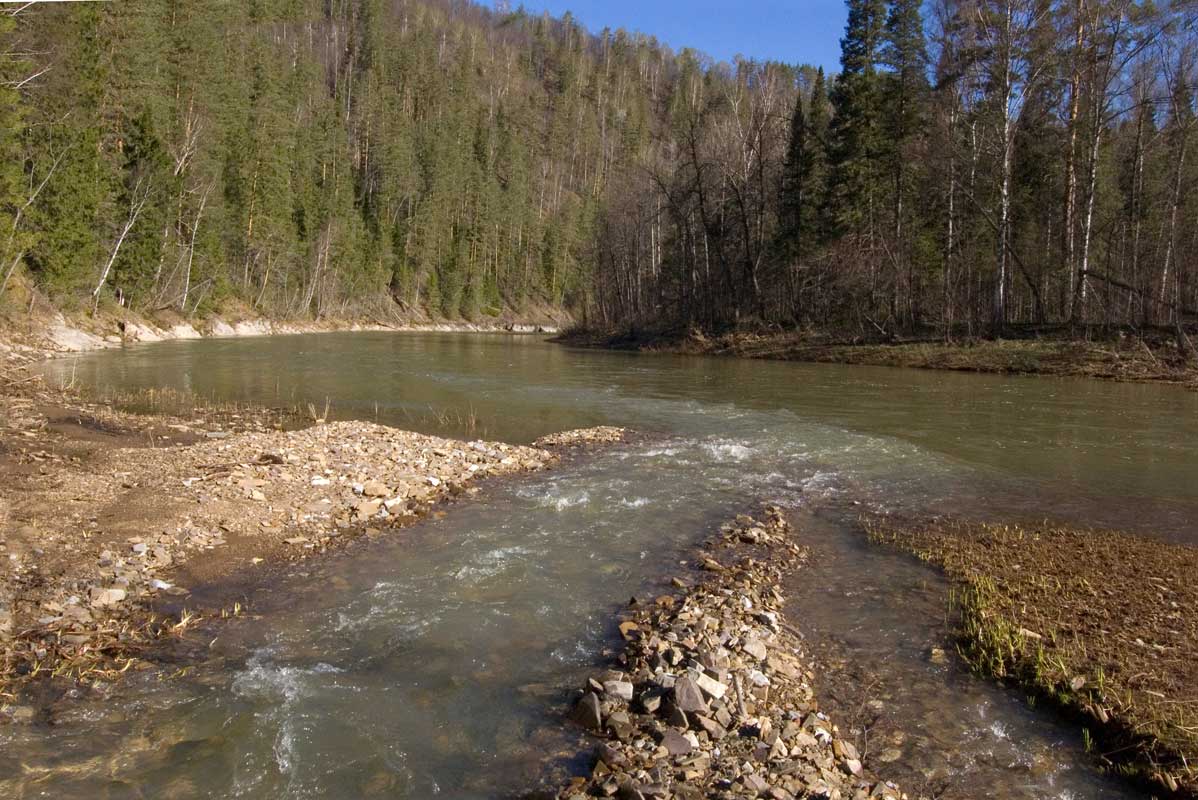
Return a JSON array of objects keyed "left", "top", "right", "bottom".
[
  {"left": 827, "top": 0, "right": 887, "bottom": 238},
  {"left": 780, "top": 91, "right": 808, "bottom": 254},
  {"left": 881, "top": 0, "right": 930, "bottom": 324},
  {"left": 780, "top": 68, "right": 831, "bottom": 258}
]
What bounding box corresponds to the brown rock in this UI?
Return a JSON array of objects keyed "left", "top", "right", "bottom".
[
  {"left": 570, "top": 692, "right": 603, "bottom": 731},
  {"left": 660, "top": 728, "right": 693, "bottom": 757},
  {"left": 672, "top": 675, "right": 709, "bottom": 714}
]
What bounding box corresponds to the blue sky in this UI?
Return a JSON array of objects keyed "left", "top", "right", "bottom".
[{"left": 484, "top": 1, "right": 848, "bottom": 72}]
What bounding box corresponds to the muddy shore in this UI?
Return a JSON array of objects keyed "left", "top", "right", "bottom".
[{"left": 558, "top": 327, "right": 1198, "bottom": 387}]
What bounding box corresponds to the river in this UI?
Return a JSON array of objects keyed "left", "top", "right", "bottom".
[{"left": 10, "top": 332, "right": 1195, "bottom": 799}]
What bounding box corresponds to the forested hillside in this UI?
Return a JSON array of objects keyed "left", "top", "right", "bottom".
[
  {"left": 0, "top": 0, "right": 660, "bottom": 320},
  {"left": 0, "top": 0, "right": 1196, "bottom": 339}
]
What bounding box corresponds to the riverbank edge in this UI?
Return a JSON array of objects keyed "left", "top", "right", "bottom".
[
  {"left": 0, "top": 340, "right": 626, "bottom": 709},
  {"left": 0, "top": 303, "right": 563, "bottom": 359},
  {"left": 536, "top": 507, "right": 906, "bottom": 800},
  {"left": 555, "top": 327, "right": 1198, "bottom": 387},
  {"left": 865, "top": 515, "right": 1198, "bottom": 798}
]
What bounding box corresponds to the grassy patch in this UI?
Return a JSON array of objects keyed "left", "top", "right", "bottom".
[{"left": 867, "top": 518, "right": 1198, "bottom": 795}]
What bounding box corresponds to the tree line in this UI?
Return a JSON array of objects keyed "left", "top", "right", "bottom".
[
  {"left": 589, "top": 0, "right": 1198, "bottom": 343},
  {"left": 0, "top": 0, "right": 663, "bottom": 320},
  {"left": 0, "top": 0, "right": 1195, "bottom": 342}
]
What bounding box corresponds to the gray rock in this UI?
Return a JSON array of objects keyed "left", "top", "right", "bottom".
[
  {"left": 666, "top": 704, "right": 689, "bottom": 729},
  {"left": 742, "top": 637, "right": 768, "bottom": 661},
  {"left": 603, "top": 680, "right": 634, "bottom": 702},
  {"left": 695, "top": 714, "right": 727, "bottom": 740},
  {"left": 607, "top": 711, "right": 634, "bottom": 740},
  {"left": 690, "top": 669, "right": 728, "bottom": 700},
  {"left": 362, "top": 480, "right": 389, "bottom": 498},
  {"left": 89, "top": 587, "right": 127, "bottom": 607}
]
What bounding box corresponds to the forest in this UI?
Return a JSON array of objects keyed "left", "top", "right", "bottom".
[{"left": 0, "top": 0, "right": 1196, "bottom": 340}]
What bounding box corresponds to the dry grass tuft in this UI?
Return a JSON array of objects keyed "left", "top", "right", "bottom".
[{"left": 867, "top": 517, "right": 1198, "bottom": 794}]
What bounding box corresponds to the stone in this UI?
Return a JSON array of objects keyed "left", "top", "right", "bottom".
[
  {"left": 595, "top": 743, "right": 628, "bottom": 769},
  {"left": 604, "top": 680, "right": 634, "bottom": 702},
  {"left": 690, "top": 669, "right": 728, "bottom": 700},
  {"left": 355, "top": 499, "right": 383, "bottom": 521},
  {"left": 89, "top": 587, "right": 126, "bottom": 607},
  {"left": 836, "top": 740, "right": 860, "bottom": 761},
  {"left": 695, "top": 714, "right": 727, "bottom": 740},
  {"left": 742, "top": 637, "right": 768, "bottom": 661},
  {"left": 660, "top": 728, "right": 693, "bottom": 757},
  {"left": 570, "top": 692, "right": 603, "bottom": 731},
  {"left": 606, "top": 711, "right": 634, "bottom": 740},
  {"left": 742, "top": 773, "right": 768, "bottom": 793},
  {"left": 362, "top": 480, "right": 389, "bottom": 498},
  {"left": 672, "top": 676, "right": 709, "bottom": 714},
  {"left": 666, "top": 705, "right": 689, "bottom": 728}
]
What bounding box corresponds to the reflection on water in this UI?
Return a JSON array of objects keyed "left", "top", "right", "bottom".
[{"left": 9, "top": 333, "right": 1193, "bottom": 798}]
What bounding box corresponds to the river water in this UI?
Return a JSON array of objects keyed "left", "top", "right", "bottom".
[{"left": 10, "top": 332, "right": 1195, "bottom": 799}]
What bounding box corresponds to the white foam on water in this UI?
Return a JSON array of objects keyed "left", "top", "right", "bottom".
[
  {"left": 639, "top": 445, "right": 685, "bottom": 457},
  {"left": 701, "top": 439, "right": 756, "bottom": 462},
  {"left": 446, "top": 544, "right": 541, "bottom": 586},
  {"left": 232, "top": 653, "right": 347, "bottom": 779}
]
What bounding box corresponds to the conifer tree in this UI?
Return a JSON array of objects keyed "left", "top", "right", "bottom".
[{"left": 827, "top": 0, "right": 887, "bottom": 238}]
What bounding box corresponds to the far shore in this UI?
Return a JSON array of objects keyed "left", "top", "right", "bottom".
[{"left": 557, "top": 325, "right": 1198, "bottom": 387}]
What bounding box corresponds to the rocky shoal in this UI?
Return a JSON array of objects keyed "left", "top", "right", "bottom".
[
  {"left": 0, "top": 417, "right": 625, "bottom": 701},
  {"left": 545, "top": 507, "right": 905, "bottom": 800}
]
